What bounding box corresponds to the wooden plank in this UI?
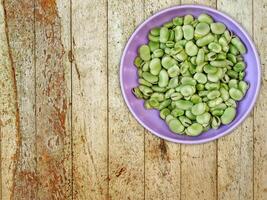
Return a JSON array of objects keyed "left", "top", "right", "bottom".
[
  {"left": 217, "top": 1, "right": 254, "bottom": 200},
  {"left": 180, "top": 1, "right": 217, "bottom": 200},
  {"left": 108, "top": 1, "right": 145, "bottom": 199},
  {"left": 35, "top": 0, "right": 72, "bottom": 199},
  {"left": 144, "top": 1, "right": 181, "bottom": 200},
  {"left": 72, "top": 0, "right": 108, "bottom": 199},
  {"left": 253, "top": 0, "right": 267, "bottom": 199},
  {"left": 1, "top": 0, "right": 36, "bottom": 199},
  {"left": 0, "top": 2, "right": 21, "bottom": 199}
]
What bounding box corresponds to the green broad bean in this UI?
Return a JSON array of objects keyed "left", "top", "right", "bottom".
[
  {"left": 139, "top": 78, "right": 152, "bottom": 87},
  {"left": 196, "top": 83, "right": 205, "bottom": 91},
  {"left": 168, "top": 65, "right": 180, "bottom": 77},
  {"left": 162, "top": 56, "right": 178, "bottom": 69},
  {"left": 151, "top": 86, "right": 167, "bottom": 92},
  {"left": 196, "top": 49, "right": 205, "bottom": 65},
  {"left": 150, "top": 27, "right": 160, "bottom": 36},
  {"left": 160, "top": 108, "right": 171, "bottom": 119},
  {"left": 132, "top": 87, "right": 143, "bottom": 99},
  {"left": 175, "top": 100, "right": 193, "bottom": 110},
  {"left": 231, "top": 37, "right": 246, "bottom": 54},
  {"left": 229, "top": 87, "right": 244, "bottom": 101},
  {"left": 144, "top": 100, "right": 153, "bottom": 109},
  {"left": 208, "top": 97, "right": 223, "bottom": 107},
  {"left": 228, "top": 79, "right": 238, "bottom": 88},
  {"left": 224, "top": 30, "right": 232, "bottom": 42},
  {"left": 211, "top": 109, "right": 224, "bottom": 116},
  {"left": 164, "top": 21, "right": 173, "bottom": 28},
  {"left": 233, "top": 61, "right": 245, "bottom": 72},
  {"left": 150, "top": 92, "right": 165, "bottom": 102},
  {"left": 218, "top": 36, "right": 229, "bottom": 52},
  {"left": 207, "top": 72, "right": 220, "bottom": 82},
  {"left": 185, "top": 41, "right": 198, "bottom": 56},
  {"left": 166, "top": 115, "right": 175, "bottom": 125},
  {"left": 159, "top": 27, "right": 169, "bottom": 43},
  {"left": 159, "top": 99, "right": 172, "bottom": 110},
  {"left": 142, "top": 61, "right": 149, "bottom": 72},
  {"left": 194, "top": 72, "right": 207, "bottom": 84},
  {"left": 210, "top": 60, "right": 228, "bottom": 67},
  {"left": 168, "top": 77, "right": 179, "bottom": 88},
  {"left": 153, "top": 49, "right": 164, "bottom": 58},
  {"left": 239, "top": 71, "right": 245, "bottom": 80},
  {"left": 166, "top": 41, "right": 175, "bottom": 48},
  {"left": 179, "top": 116, "right": 192, "bottom": 127},
  {"left": 134, "top": 56, "right": 143, "bottom": 68},
  {"left": 148, "top": 41, "right": 160, "bottom": 52},
  {"left": 142, "top": 72, "right": 158, "bottom": 84},
  {"left": 182, "top": 25, "right": 194, "bottom": 40},
  {"left": 185, "top": 110, "right": 196, "bottom": 120},
  {"left": 174, "top": 26, "right": 183, "bottom": 41},
  {"left": 199, "top": 90, "right": 209, "bottom": 97},
  {"left": 180, "top": 85, "right": 196, "bottom": 97},
  {"left": 196, "top": 33, "right": 215, "bottom": 47},
  {"left": 173, "top": 16, "right": 183, "bottom": 26},
  {"left": 195, "top": 22, "right": 210, "bottom": 37},
  {"left": 198, "top": 14, "right": 213, "bottom": 24},
  {"left": 139, "top": 45, "right": 151, "bottom": 61},
  {"left": 238, "top": 81, "right": 249, "bottom": 94},
  {"left": 221, "top": 107, "right": 236, "bottom": 124},
  {"left": 149, "top": 58, "right": 162, "bottom": 75},
  {"left": 208, "top": 42, "right": 222, "bottom": 53},
  {"left": 221, "top": 83, "right": 229, "bottom": 90},
  {"left": 191, "top": 102, "right": 206, "bottom": 115},
  {"left": 210, "top": 22, "right": 226, "bottom": 34},
  {"left": 207, "top": 90, "right": 220, "bottom": 100},
  {"left": 220, "top": 87, "right": 229, "bottom": 101},
  {"left": 227, "top": 70, "right": 239, "bottom": 79},
  {"left": 170, "top": 92, "right": 183, "bottom": 101},
  {"left": 165, "top": 88, "right": 175, "bottom": 98},
  {"left": 211, "top": 116, "right": 221, "bottom": 129},
  {"left": 229, "top": 44, "right": 239, "bottom": 55},
  {"left": 227, "top": 53, "right": 237, "bottom": 64},
  {"left": 186, "top": 123, "right": 203, "bottom": 136},
  {"left": 171, "top": 108, "right": 184, "bottom": 117},
  {"left": 204, "top": 64, "right": 217, "bottom": 74},
  {"left": 160, "top": 42, "right": 167, "bottom": 49},
  {"left": 169, "top": 30, "right": 175, "bottom": 41},
  {"left": 158, "top": 69, "right": 169, "bottom": 88},
  {"left": 181, "top": 76, "right": 197, "bottom": 85},
  {"left": 148, "top": 34, "right": 160, "bottom": 42},
  {"left": 196, "top": 112, "right": 211, "bottom": 124},
  {"left": 189, "top": 63, "right": 197, "bottom": 74},
  {"left": 205, "top": 82, "right": 220, "bottom": 90},
  {"left": 138, "top": 69, "right": 143, "bottom": 77},
  {"left": 148, "top": 98, "right": 160, "bottom": 108},
  {"left": 217, "top": 52, "right": 227, "bottom": 60},
  {"left": 168, "top": 119, "right": 184, "bottom": 134},
  {"left": 175, "top": 50, "right": 188, "bottom": 61},
  {"left": 184, "top": 14, "right": 194, "bottom": 25},
  {"left": 206, "top": 52, "right": 217, "bottom": 61},
  {"left": 164, "top": 47, "right": 172, "bottom": 55},
  {"left": 139, "top": 85, "right": 153, "bottom": 96},
  {"left": 225, "top": 98, "right": 237, "bottom": 107},
  {"left": 191, "top": 94, "right": 202, "bottom": 104}
]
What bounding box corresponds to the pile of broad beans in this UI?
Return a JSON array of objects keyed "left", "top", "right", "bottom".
[{"left": 132, "top": 13, "right": 249, "bottom": 136}]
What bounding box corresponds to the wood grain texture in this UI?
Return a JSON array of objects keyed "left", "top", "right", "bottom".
[
  {"left": 144, "top": 1, "right": 181, "bottom": 200},
  {"left": 180, "top": 1, "right": 217, "bottom": 200},
  {"left": 217, "top": 1, "right": 254, "bottom": 200},
  {"left": 35, "top": 0, "right": 72, "bottom": 199},
  {"left": 0, "top": 1, "right": 21, "bottom": 199},
  {"left": 108, "top": 0, "right": 145, "bottom": 199},
  {"left": 2, "top": 0, "right": 36, "bottom": 199},
  {"left": 72, "top": 0, "right": 108, "bottom": 199},
  {"left": 253, "top": 0, "right": 267, "bottom": 199}
]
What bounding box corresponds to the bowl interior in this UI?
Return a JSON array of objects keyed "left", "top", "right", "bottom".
[{"left": 120, "top": 5, "right": 260, "bottom": 144}]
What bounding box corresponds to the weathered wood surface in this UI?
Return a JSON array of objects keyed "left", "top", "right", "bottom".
[{"left": 0, "top": 0, "right": 266, "bottom": 200}]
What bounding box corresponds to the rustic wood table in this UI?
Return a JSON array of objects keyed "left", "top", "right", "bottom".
[{"left": 0, "top": 0, "right": 266, "bottom": 199}]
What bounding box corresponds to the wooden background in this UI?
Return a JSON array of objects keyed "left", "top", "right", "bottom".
[{"left": 0, "top": 0, "right": 266, "bottom": 199}]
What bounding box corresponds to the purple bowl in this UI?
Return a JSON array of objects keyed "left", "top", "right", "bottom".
[{"left": 120, "top": 5, "right": 261, "bottom": 144}]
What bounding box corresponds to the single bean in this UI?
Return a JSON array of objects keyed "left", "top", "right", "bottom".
[
  {"left": 169, "top": 30, "right": 175, "bottom": 41},
  {"left": 198, "top": 13, "right": 213, "bottom": 24},
  {"left": 191, "top": 102, "right": 206, "bottom": 115},
  {"left": 159, "top": 27, "right": 169, "bottom": 43},
  {"left": 171, "top": 108, "right": 184, "bottom": 117},
  {"left": 168, "top": 119, "right": 184, "bottom": 134},
  {"left": 184, "top": 14, "right": 194, "bottom": 25},
  {"left": 139, "top": 45, "right": 151, "bottom": 61},
  {"left": 174, "top": 26, "right": 183, "bottom": 41},
  {"left": 167, "top": 65, "right": 180, "bottom": 77},
  {"left": 191, "top": 94, "right": 202, "bottom": 104},
  {"left": 207, "top": 90, "right": 220, "bottom": 100},
  {"left": 211, "top": 109, "right": 224, "bottom": 116},
  {"left": 160, "top": 42, "right": 167, "bottom": 49},
  {"left": 227, "top": 70, "right": 239, "bottom": 79},
  {"left": 204, "top": 64, "right": 218, "bottom": 74},
  {"left": 220, "top": 87, "right": 230, "bottom": 101},
  {"left": 185, "top": 41, "right": 198, "bottom": 56},
  {"left": 211, "top": 116, "right": 221, "bottom": 129},
  {"left": 199, "top": 90, "right": 209, "bottom": 97},
  {"left": 228, "top": 79, "right": 238, "bottom": 88},
  {"left": 239, "top": 71, "right": 245, "bottom": 80},
  {"left": 218, "top": 36, "right": 229, "bottom": 52},
  {"left": 158, "top": 69, "right": 169, "bottom": 88},
  {"left": 196, "top": 33, "right": 215, "bottom": 47},
  {"left": 179, "top": 116, "right": 192, "bottom": 127},
  {"left": 168, "top": 77, "right": 179, "bottom": 88},
  {"left": 173, "top": 16, "right": 183, "bottom": 26},
  {"left": 206, "top": 52, "right": 217, "bottom": 61},
  {"left": 150, "top": 27, "right": 160, "bottom": 36},
  {"left": 149, "top": 58, "right": 162, "bottom": 75},
  {"left": 165, "top": 88, "right": 175, "bottom": 98},
  {"left": 185, "top": 110, "right": 197, "bottom": 120},
  {"left": 153, "top": 49, "right": 164, "bottom": 58},
  {"left": 195, "top": 22, "right": 210, "bottom": 37},
  {"left": 148, "top": 41, "right": 160, "bottom": 52},
  {"left": 225, "top": 98, "right": 237, "bottom": 107},
  {"left": 132, "top": 87, "right": 143, "bottom": 99},
  {"left": 142, "top": 61, "right": 149, "bottom": 72},
  {"left": 205, "top": 82, "right": 220, "bottom": 90},
  {"left": 134, "top": 56, "right": 143, "bottom": 68},
  {"left": 161, "top": 56, "right": 178, "bottom": 69},
  {"left": 138, "top": 69, "right": 143, "bottom": 77},
  {"left": 196, "top": 48, "right": 205, "bottom": 65},
  {"left": 229, "top": 87, "right": 244, "bottom": 101},
  {"left": 159, "top": 99, "right": 172, "bottom": 110},
  {"left": 150, "top": 92, "right": 165, "bottom": 102},
  {"left": 166, "top": 115, "right": 175, "bottom": 125},
  {"left": 151, "top": 86, "right": 167, "bottom": 92},
  {"left": 171, "top": 92, "right": 183, "bottom": 101},
  {"left": 208, "top": 42, "right": 222, "bottom": 53},
  {"left": 194, "top": 72, "right": 207, "bottom": 84},
  {"left": 139, "top": 85, "right": 153, "bottom": 96},
  {"left": 233, "top": 61, "right": 245, "bottom": 72},
  {"left": 175, "top": 100, "right": 193, "bottom": 110},
  {"left": 164, "top": 21, "right": 173, "bottom": 28},
  {"left": 229, "top": 44, "right": 239, "bottom": 55},
  {"left": 142, "top": 72, "right": 158, "bottom": 84},
  {"left": 227, "top": 53, "right": 237, "bottom": 64},
  {"left": 208, "top": 97, "right": 223, "bottom": 107},
  {"left": 238, "top": 81, "right": 249, "bottom": 94},
  {"left": 196, "top": 112, "right": 211, "bottom": 124},
  {"left": 180, "top": 85, "right": 196, "bottom": 97},
  {"left": 175, "top": 50, "right": 188, "bottom": 61},
  {"left": 221, "top": 83, "right": 229, "bottom": 90},
  {"left": 186, "top": 123, "right": 203, "bottom": 136},
  {"left": 210, "top": 22, "right": 226, "bottom": 34},
  {"left": 148, "top": 34, "right": 160, "bottom": 42},
  {"left": 160, "top": 108, "right": 171, "bottom": 119},
  {"left": 181, "top": 76, "right": 197, "bottom": 86},
  {"left": 144, "top": 100, "right": 152, "bottom": 109},
  {"left": 182, "top": 25, "right": 194, "bottom": 40},
  {"left": 196, "top": 83, "right": 205, "bottom": 91},
  {"left": 148, "top": 98, "right": 160, "bottom": 108},
  {"left": 139, "top": 78, "right": 152, "bottom": 87},
  {"left": 231, "top": 37, "right": 246, "bottom": 54},
  {"left": 224, "top": 30, "right": 232, "bottom": 43},
  {"left": 210, "top": 60, "right": 228, "bottom": 67},
  {"left": 221, "top": 107, "right": 236, "bottom": 124}
]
